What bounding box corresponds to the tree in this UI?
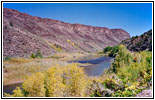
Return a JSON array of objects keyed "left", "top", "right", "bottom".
[
  {"left": 30, "top": 53, "right": 36, "bottom": 58},
  {"left": 35, "top": 50, "right": 43, "bottom": 58}
]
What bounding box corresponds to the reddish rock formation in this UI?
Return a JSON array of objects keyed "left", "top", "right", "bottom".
[{"left": 3, "top": 8, "right": 130, "bottom": 57}]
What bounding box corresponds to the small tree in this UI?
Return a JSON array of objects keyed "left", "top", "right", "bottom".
[
  {"left": 35, "top": 50, "right": 43, "bottom": 58},
  {"left": 104, "top": 46, "right": 112, "bottom": 53},
  {"left": 4, "top": 56, "right": 10, "bottom": 61},
  {"left": 30, "top": 53, "right": 36, "bottom": 59}
]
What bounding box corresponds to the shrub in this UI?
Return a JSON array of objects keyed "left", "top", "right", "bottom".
[
  {"left": 7, "top": 64, "right": 88, "bottom": 97},
  {"left": 104, "top": 46, "right": 113, "bottom": 53},
  {"left": 51, "top": 44, "right": 62, "bottom": 51},
  {"left": 109, "top": 46, "right": 119, "bottom": 57},
  {"left": 103, "top": 46, "right": 119, "bottom": 57},
  {"left": 103, "top": 78, "right": 120, "bottom": 91},
  {"left": 112, "top": 82, "right": 142, "bottom": 97},
  {"left": 4, "top": 56, "right": 10, "bottom": 61},
  {"left": 107, "top": 45, "right": 152, "bottom": 97},
  {"left": 89, "top": 79, "right": 113, "bottom": 97},
  {"left": 63, "top": 64, "right": 87, "bottom": 97},
  {"left": 12, "top": 87, "right": 25, "bottom": 97},
  {"left": 22, "top": 72, "right": 46, "bottom": 97},
  {"left": 111, "top": 46, "right": 152, "bottom": 82},
  {"left": 35, "top": 50, "right": 43, "bottom": 58},
  {"left": 110, "top": 45, "right": 133, "bottom": 73},
  {"left": 30, "top": 50, "right": 43, "bottom": 59},
  {"left": 4, "top": 87, "right": 25, "bottom": 97},
  {"left": 30, "top": 53, "right": 36, "bottom": 59}
]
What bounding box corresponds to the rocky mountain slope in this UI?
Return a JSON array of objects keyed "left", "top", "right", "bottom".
[
  {"left": 121, "top": 29, "right": 152, "bottom": 51},
  {"left": 3, "top": 8, "right": 130, "bottom": 57}
]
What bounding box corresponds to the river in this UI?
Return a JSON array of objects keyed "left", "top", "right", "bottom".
[
  {"left": 71, "top": 56, "right": 114, "bottom": 76},
  {"left": 3, "top": 56, "right": 114, "bottom": 95}
]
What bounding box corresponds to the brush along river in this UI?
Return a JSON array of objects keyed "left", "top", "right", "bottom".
[{"left": 3, "top": 56, "right": 114, "bottom": 94}]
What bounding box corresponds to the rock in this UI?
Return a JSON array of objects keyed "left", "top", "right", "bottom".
[
  {"left": 136, "top": 89, "right": 152, "bottom": 97},
  {"left": 121, "top": 29, "right": 152, "bottom": 51},
  {"left": 3, "top": 8, "right": 130, "bottom": 57}
]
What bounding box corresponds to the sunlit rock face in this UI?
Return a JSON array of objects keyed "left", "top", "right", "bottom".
[{"left": 3, "top": 8, "right": 130, "bottom": 57}]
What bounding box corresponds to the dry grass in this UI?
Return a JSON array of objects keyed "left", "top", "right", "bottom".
[
  {"left": 4, "top": 58, "right": 32, "bottom": 64},
  {"left": 3, "top": 58, "right": 68, "bottom": 85},
  {"left": 3, "top": 52, "right": 98, "bottom": 85},
  {"left": 49, "top": 52, "right": 98, "bottom": 61}
]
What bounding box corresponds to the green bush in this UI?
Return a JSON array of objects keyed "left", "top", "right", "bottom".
[
  {"left": 30, "top": 50, "right": 43, "bottom": 59},
  {"left": 30, "top": 53, "right": 36, "bottom": 59},
  {"left": 35, "top": 50, "right": 43, "bottom": 58},
  {"left": 110, "top": 45, "right": 133, "bottom": 73},
  {"left": 106, "top": 45, "right": 152, "bottom": 97},
  {"left": 104, "top": 46, "right": 113, "bottom": 53},
  {"left": 4, "top": 56, "right": 11, "bottom": 61},
  {"left": 110, "top": 45, "right": 152, "bottom": 82},
  {"left": 103, "top": 46, "right": 119, "bottom": 57}
]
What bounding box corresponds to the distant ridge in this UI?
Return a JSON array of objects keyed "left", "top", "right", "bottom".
[
  {"left": 121, "top": 29, "right": 152, "bottom": 51},
  {"left": 3, "top": 8, "right": 130, "bottom": 57}
]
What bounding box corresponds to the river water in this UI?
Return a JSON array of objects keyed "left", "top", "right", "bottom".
[
  {"left": 3, "top": 56, "right": 114, "bottom": 95},
  {"left": 71, "top": 56, "right": 114, "bottom": 76}
]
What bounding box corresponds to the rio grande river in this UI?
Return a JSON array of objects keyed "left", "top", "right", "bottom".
[{"left": 72, "top": 56, "right": 114, "bottom": 76}]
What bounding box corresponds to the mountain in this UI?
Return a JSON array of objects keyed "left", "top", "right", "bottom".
[
  {"left": 3, "top": 8, "right": 130, "bottom": 57},
  {"left": 121, "top": 29, "right": 152, "bottom": 51}
]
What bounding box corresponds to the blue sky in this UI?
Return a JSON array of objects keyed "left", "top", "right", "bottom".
[{"left": 3, "top": 3, "right": 152, "bottom": 36}]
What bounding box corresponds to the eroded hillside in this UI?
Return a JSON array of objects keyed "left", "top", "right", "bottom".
[{"left": 3, "top": 8, "right": 130, "bottom": 57}]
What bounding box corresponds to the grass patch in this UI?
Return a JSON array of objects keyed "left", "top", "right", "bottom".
[
  {"left": 3, "top": 58, "right": 58, "bottom": 85},
  {"left": 4, "top": 58, "right": 32, "bottom": 64}
]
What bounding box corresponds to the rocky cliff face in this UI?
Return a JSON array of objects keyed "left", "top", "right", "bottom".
[
  {"left": 121, "top": 29, "right": 152, "bottom": 51},
  {"left": 3, "top": 8, "right": 130, "bottom": 57}
]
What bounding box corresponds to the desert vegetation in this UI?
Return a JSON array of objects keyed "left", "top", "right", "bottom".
[
  {"left": 30, "top": 50, "right": 43, "bottom": 59},
  {"left": 4, "top": 45, "right": 152, "bottom": 97}
]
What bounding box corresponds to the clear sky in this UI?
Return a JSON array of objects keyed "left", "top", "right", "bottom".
[{"left": 3, "top": 3, "right": 152, "bottom": 36}]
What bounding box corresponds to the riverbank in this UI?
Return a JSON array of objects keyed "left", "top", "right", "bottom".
[
  {"left": 3, "top": 45, "right": 152, "bottom": 97},
  {"left": 3, "top": 52, "right": 102, "bottom": 86},
  {"left": 3, "top": 53, "right": 114, "bottom": 95}
]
